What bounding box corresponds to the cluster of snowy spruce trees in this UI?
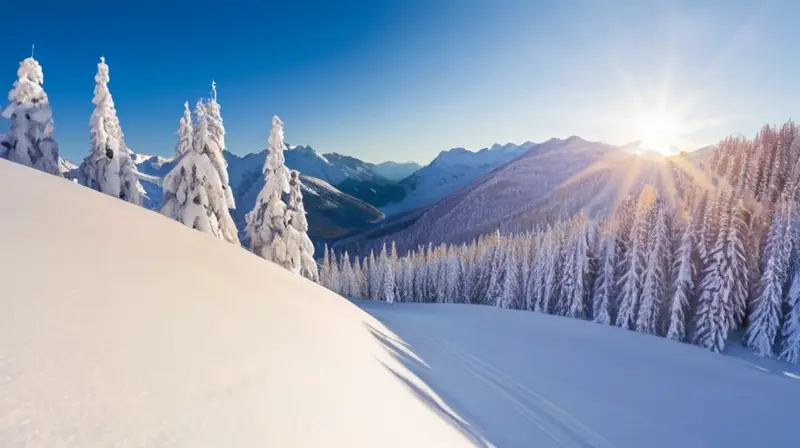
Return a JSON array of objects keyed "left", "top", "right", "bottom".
[
  {"left": 0, "top": 55, "right": 317, "bottom": 281},
  {"left": 322, "top": 120, "right": 800, "bottom": 363}
]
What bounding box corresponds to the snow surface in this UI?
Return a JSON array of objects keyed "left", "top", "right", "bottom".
[
  {"left": 0, "top": 159, "right": 475, "bottom": 447},
  {"left": 357, "top": 300, "right": 800, "bottom": 448}
]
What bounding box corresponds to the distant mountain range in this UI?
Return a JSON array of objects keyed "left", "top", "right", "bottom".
[
  {"left": 331, "top": 137, "right": 711, "bottom": 255},
  {"left": 60, "top": 138, "right": 582, "bottom": 244},
  {"left": 62, "top": 148, "right": 385, "bottom": 241}
]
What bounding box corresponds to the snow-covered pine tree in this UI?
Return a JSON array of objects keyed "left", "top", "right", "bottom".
[
  {"left": 636, "top": 203, "right": 670, "bottom": 335},
  {"left": 174, "top": 101, "right": 193, "bottom": 158},
  {"left": 340, "top": 251, "right": 354, "bottom": 297},
  {"left": 413, "top": 248, "right": 427, "bottom": 302},
  {"left": 433, "top": 248, "right": 448, "bottom": 303},
  {"left": 368, "top": 250, "right": 380, "bottom": 299},
  {"left": 445, "top": 251, "right": 462, "bottom": 303},
  {"left": 517, "top": 236, "right": 532, "bottom": 304},
  {"left": 202, "top": 81, "right": 235, "bottom": 210},
  {"left": 486, "top": 235, "right": 506, "bottom": 306},
  {"left": 756, "top": 126, "right": 777, "bottom": 202},
  {"left": 160, "top": 101, "right": 239, "bottom": 243},
  {"left": 328, "top": 250, "right": 341, "bottom": 295},
  {"left": 381, "top": 254, "right": 396, "bottom": 304},
  {"left": 246, "top": 115, "right": 295, "bottom": 262},
  {"left": 694, "top": 189, "right": 734, "bottom": 353},
  {"left": 286, "top": 170, "right": 318, "bottom": 281},
  {"left": 567, "top": 216, "right": 591, "bottom": 319},
  {"left": 78, "top": 56, "right": 143, "bottom": 205},
  {"left": 320, "top": 244, "right": 333, "bottom": 290},
  {"left": 539, "top": 229, "right": 559, "bottom": 313},
  {"left": 737, "top": 139, "right": 757, "bottom": 196},
  {"left": 779, "top": 270, "right": 800, "bottom": 363},
  {"left": 592, "top": 230, "right": 617, "bottom": 325},
  {"left": 726, "top": 198, "right": 749, "bottom": 330},
  {"left": 1, "top": 56, "right": 60, "bottom": 175},
  {"left": 526, "top": 233, "right": 545, "bottom": 311},
  {"left": 616, "top": 186, "right": 657, "bottom": 329},
  {"left": 666, "top": 217, "right": 695, "bottom": 341},
  {"left": 746, "top": 196, "right": 793, "bottom": 356},
  {"left": 353, "top": 256, "right": 366, "bottom": 298},
  {"left": 498, "top": 243, "right": 519, "bottom": 309}
]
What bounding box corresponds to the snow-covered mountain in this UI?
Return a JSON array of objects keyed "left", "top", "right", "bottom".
[
  {"left": 334, "top": 137, "right": 717, "bottom": 254},
  {"left": 335, "top": 137, "right": 611, "bottom": 251},
  {"left": 372, "top": 160, "right": 422, "bottom": 181},
  {"left": 217, "top": 145, "right": 388, "bottom": 186},
  {"left": 0, "top": 159, "right": 476, "bottom": 447},
  {"left": 380, "top": 141, "right": 534, "bottom": 216}
]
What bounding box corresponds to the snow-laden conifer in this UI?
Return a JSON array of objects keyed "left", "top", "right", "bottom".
[
  {"left": 779, "top": 271, "right": 800, "bottom": 363},
  {"left": 666, "top": 218, "right": 695, "bottom": 341},
  {"left": 381, "top": 253, "right": 396, "bottom": 304},
  {"left": 726, "top": 199, "right": 749, "bottom": 330},
  {"left": 592, "top": 231, "right": 617, "bottom": 325},
  {"left": 746, "top": 197, "right": 793, "bottom": 356},
  {"left": 617, "top": 186, "right": 657, "bottom": 329},
  {"left": 567, "top": 217, "right": 591, "bottom": 319},
  {"left": 320, "top": 244, "right": 333, "bottom": 290},
  {"left": 498, "top": 243, "right": 519, "bottom": 309},
  {"left": 353, "top": 256, "right": 366, "bottom": 298},
  {"left": 637, "top": 204, "right": 670, "bottom": 334},
  {"left": 1, "top": 56, "right": 60, "bottom": 175},
  {"left": 78, "top": 56, "right": 142, "bottom": 205},
  {"left": 286, "top": 170, "right": 318, "bottom": 281},
  {"left": 368, "top": 250, "right": 380, "bottom": 299},
  {"left": 246, "top": 115, "right": 293, "bottom": 262},
  {"left": 339, "top": 251, "right": 354, "bottom": 297},
  {"left": 486, "top": 236, "right": 506, "bottom": 306},
  {"left": 160, "top": 101, "right": 239, "bottom": 243},
  {"left": 446, "top": 256, "right": 462, "bottom": 303},
  {"left": 202, "top": 81, "right": 235, "bottom": 210},
  {"left": 694, "top": 190, "right": 734, "bottom": 353}
]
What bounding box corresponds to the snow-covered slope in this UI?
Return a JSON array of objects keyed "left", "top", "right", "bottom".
[
  {"left": 358, "top": 300, "right": 800, "bottom": 448},
  {"left": 380, "top": 141, "right": 534, "bottom": 216},
  {"left": 373, "top": 160, "right": 422, "bottom": 181},
  {"left": 0, "top": 159, "right": 476, "bottom": 447}
]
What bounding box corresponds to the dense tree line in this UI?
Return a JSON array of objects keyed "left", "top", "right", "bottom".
[{"left": 322, "top": 121, "right": 800, "bottom": 362}]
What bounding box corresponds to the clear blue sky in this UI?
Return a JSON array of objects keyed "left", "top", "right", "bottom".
[{"left": 1, "top": 0, "right": 796, "bottom": 163}]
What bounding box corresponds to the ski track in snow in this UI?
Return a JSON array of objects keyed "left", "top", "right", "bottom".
[
  {"left": 425, "top": 335, "right": 615, "bottom": 448},
  {"left": 742, "top": 361, "right": 771, "bottom": 373},
  {"left": 784, "top": 371, "right": 800, "bottom": 380}
]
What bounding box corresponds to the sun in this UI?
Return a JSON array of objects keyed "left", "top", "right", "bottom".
[{"left": 635, "top": 109, "right": 684, "bottom": 156}]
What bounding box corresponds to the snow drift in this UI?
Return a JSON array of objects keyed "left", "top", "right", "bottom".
[{"left": 0, "top": 159, "right": 476, "bottom": 447}]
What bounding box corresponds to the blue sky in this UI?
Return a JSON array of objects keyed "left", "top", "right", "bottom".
[{"left": 1, "top": 0, "right": 796, "bottom": 163}]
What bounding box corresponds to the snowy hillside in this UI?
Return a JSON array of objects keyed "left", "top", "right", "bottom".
[
  {"left": 0, "top": 159, "right": 478, "bottom": 447},
  {"left": 373, "top": 160, "right": 422, "bottom": 181},
  {"left": 380, "top": 141, "right": 534, "bottom": 216},
  {"left": 358, "top": 300, "right": 800, "bottom": 448}
]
